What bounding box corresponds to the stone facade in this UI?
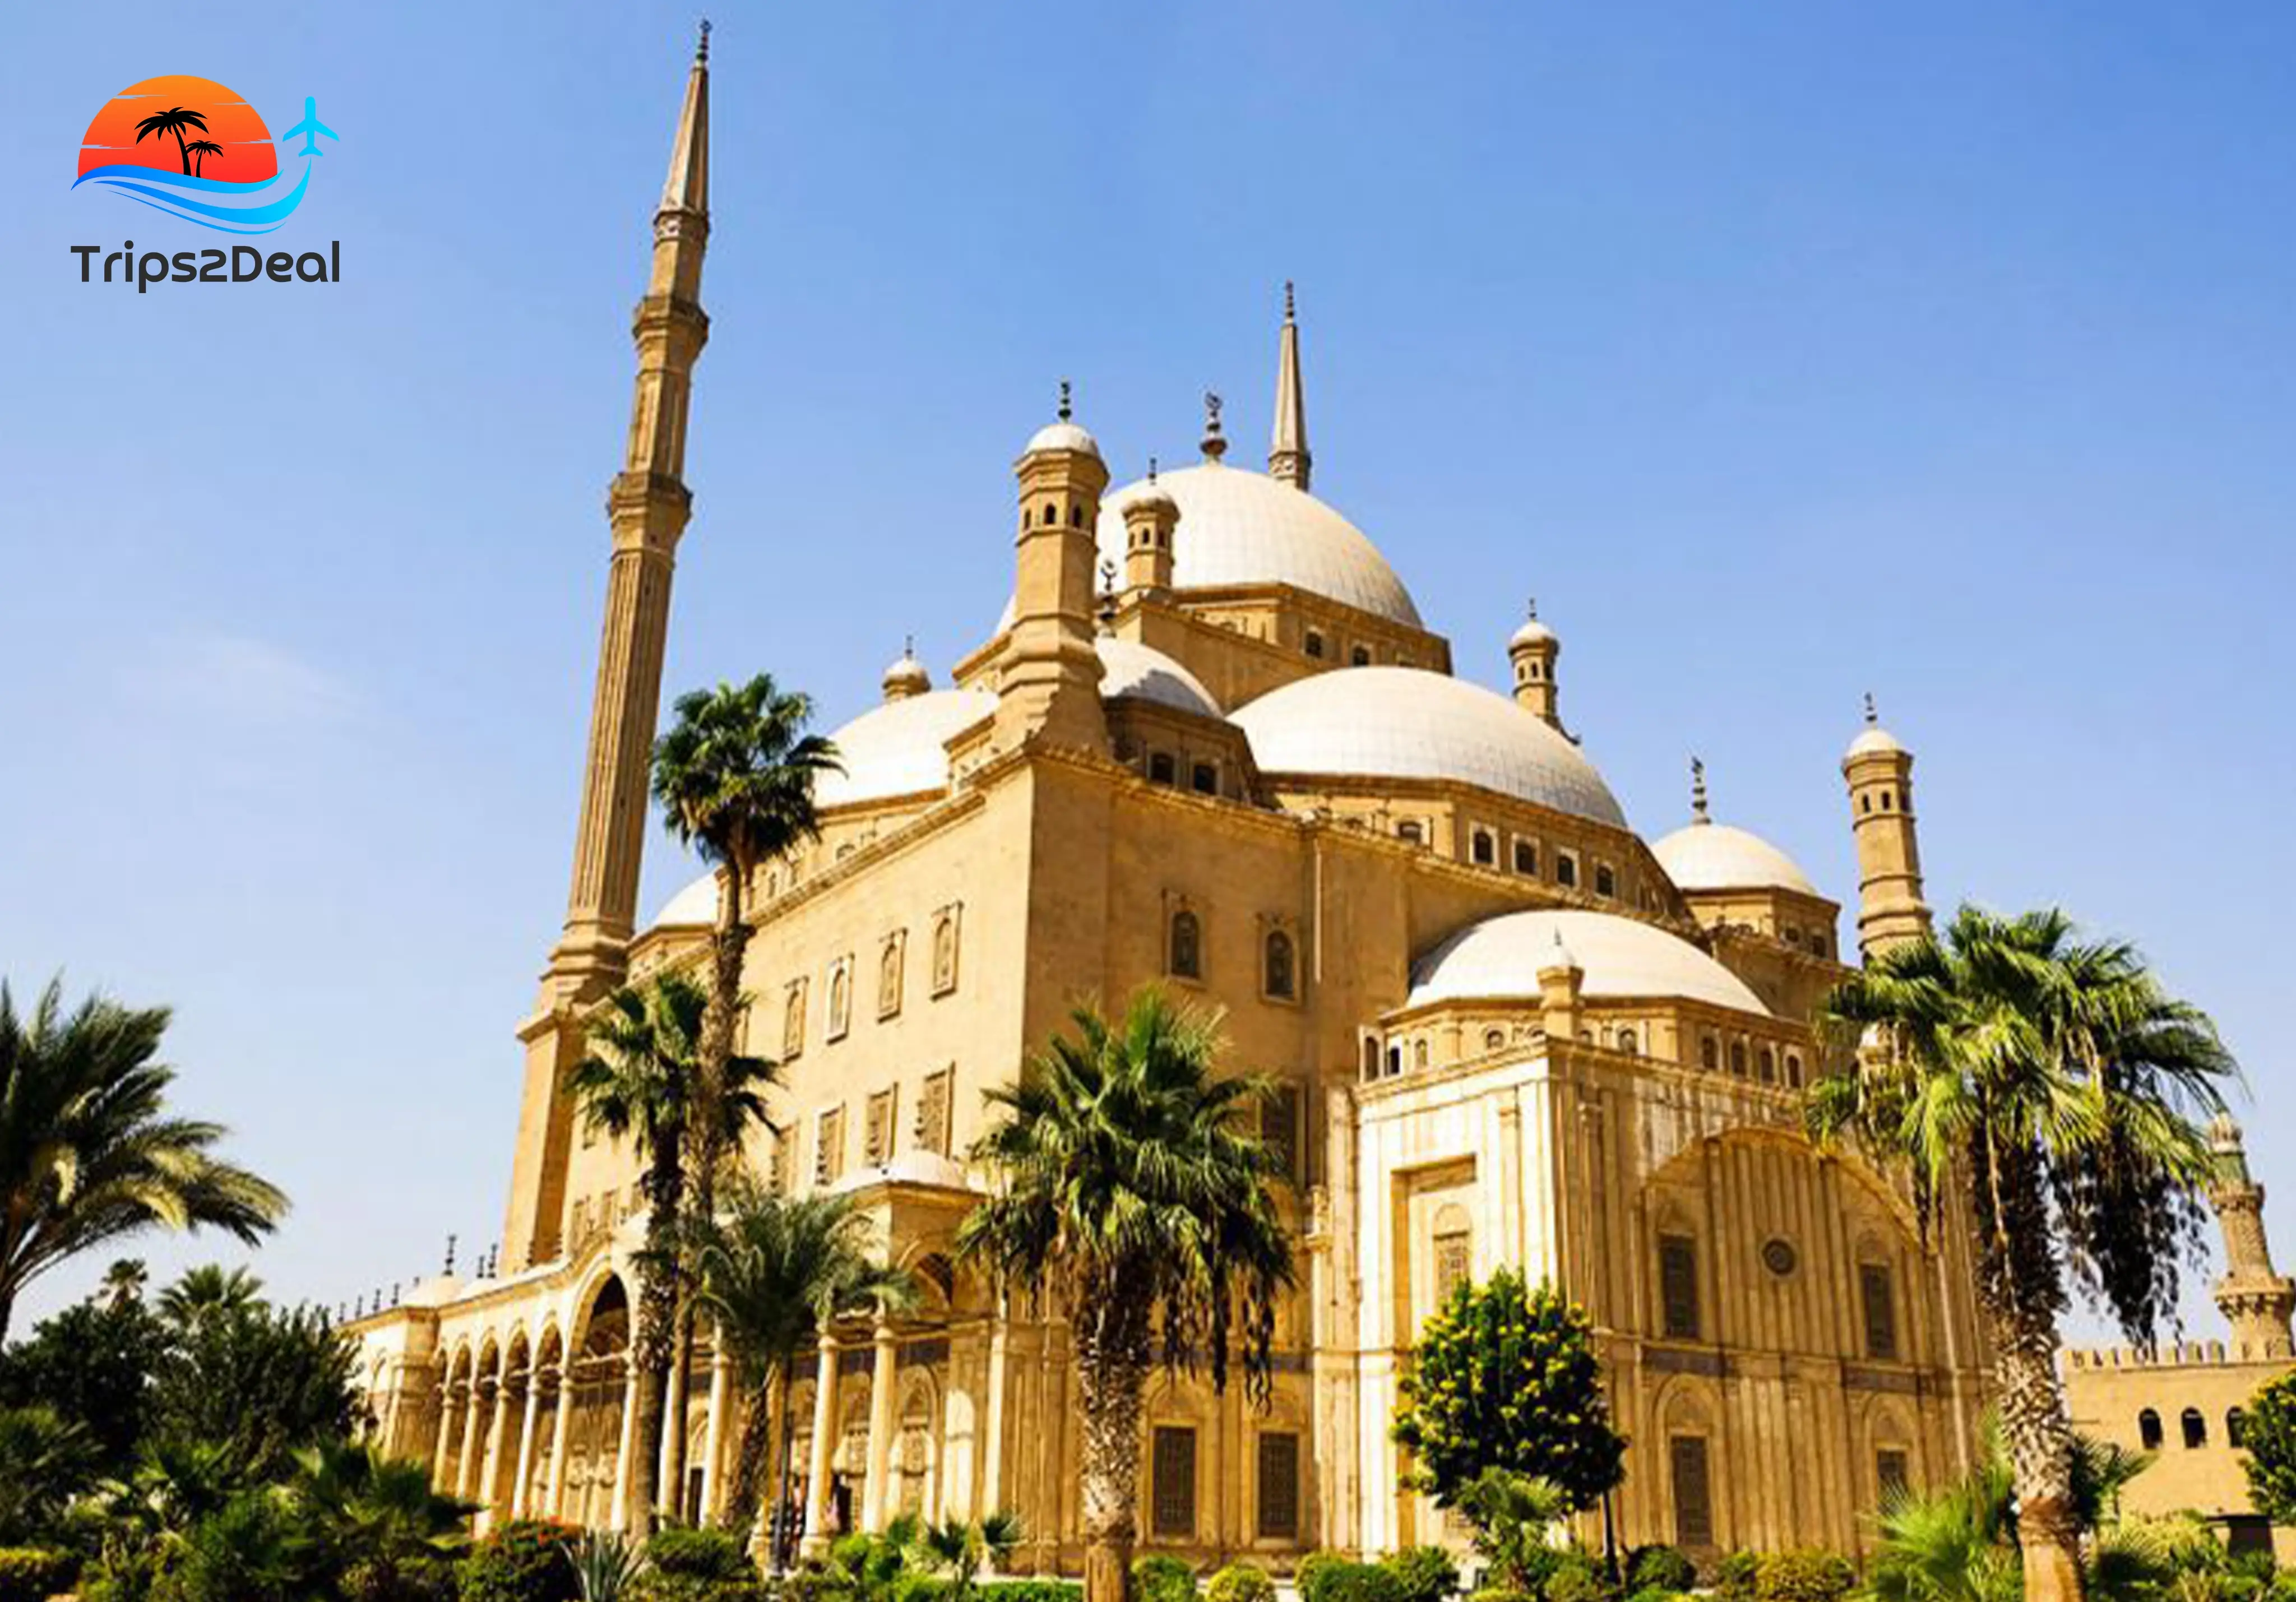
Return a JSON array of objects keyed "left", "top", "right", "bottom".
[{"left": 345, "top": 36, "right": 2005, "bottom": 1568}]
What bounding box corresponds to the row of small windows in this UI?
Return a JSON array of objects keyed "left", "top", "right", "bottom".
[
  {"left": 1858, "top": 787, "right": 1906, "bottom": 816},
  {"left": 2138, "top": 1407, "right": 2243, "bottom": 1452},
  {"left": 1301, "top": 627, "right": 1407, "bottom": 670},
  {"left": 1696, "top": 1033, "right": 1805, "bottom": 1089},
  {"left": 778, "top": 908, "right": 963, "bottom": 1061},
  {"left": 1460, "top": 825, "right": 1617, "bottom": 899},
  {"left": 1145, "top": 751, "right": 1222, "bottom": 795},
  {"left": 785, "top": 1068, "right": 958, "bottom": 1192},
  {"left": 1168, "top": 909, "right": 1300, "bottom": 1002},
  {"left": 1656, "top": 1233, "right": 1899, "bottom": 1359},
  {"left": 1026, "top": 499, "right": 1087, "bottom": 529},
  {"left": 1667, "top": 1434, "right": 1910, "bottom": 1549}
]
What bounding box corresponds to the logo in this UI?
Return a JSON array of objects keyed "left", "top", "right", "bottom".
[{"left": 70, "top": 75, "right": 342, "bottom": 290}]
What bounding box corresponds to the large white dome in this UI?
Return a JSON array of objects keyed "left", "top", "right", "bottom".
[
  {"left": 1409, "top": 909, "right": 1768, "bottom": 1016},
  {"left": 1232, "top": 666, "right": 1627, "bottom": 827},
  {"left": 816, "top": 688, "right": 996, "bottom": 810},
  {"left": 1094, "top": 463, "right": 1422, "bottom": 627},
  {"left": 1651, "top": 821, "right": 1818, "bottom": 896}
]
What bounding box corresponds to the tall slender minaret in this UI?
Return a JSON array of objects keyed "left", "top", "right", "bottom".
[
  {"left": 1843, "top": 695, "right": 1933, "bottom": 960},
  {"left": 993, "top": 382, "right": 1109, "bottom": 754},
  {"left": 503, "top": 31, "right": 713, "bottom": 1271},
  {"left": 548, "top": 24, "right": 714, "bottom": 1003},
  {"left": 2208, "top": 1116, "right": 2296, "bottom": 1356},
  {"left": 1269, "top": 281, "right": 1312, "bottom": 491}
]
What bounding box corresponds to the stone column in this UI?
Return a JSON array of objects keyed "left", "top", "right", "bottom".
[
  {"left": 979, "top": 1306, "right": 1011, "bottom": 1515},
  {"left": 476, "top": 1377, "right": 513, "bottom": 1528},
  {"left": 610, "top": 1355, "right": 642, "bottom": 1531},
  {"left": 659, "top": 1344, "right": 691, "bottom": 1523},
  {"left": 431, "top": 1384, "right": 459, "bottom": 1490},
  {"left": 861, "top": 1320, "right": 899, "bottom": 1530},
  {"left": 700, "top": 1337, "right": 733, "bottom": 1522},
  {"left": 802, "top": 1334, "right": 841, "bottom": 1555},
  {"left": 544, "top": 1365, "right": 575, "bottom": 1518},
  {"left": 455, "top": 1382, "right": 487, "bottom": 1503},
  {"left": 511, "top": 1369, "right": 545, "bottom": 1519}
]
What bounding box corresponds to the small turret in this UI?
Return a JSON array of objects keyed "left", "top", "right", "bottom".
[
  {"left": 1508, "top": 599, "right": 1561, "bottom": 728},
  {"left": 1843, "top": 694, "right": 1932, "bottom": 960},
  {"left": 2209, "top": 1117, "right": 2296, "bottom": 1355},
  {"left": 993, "top": 382, "right": 1109, "bottom": 754},
  {"left": 881, "top": 637, "right": 931, "bottom": 702},
  {"left": 1118, "top": 459, "right": 1180, "bottom": 596}
]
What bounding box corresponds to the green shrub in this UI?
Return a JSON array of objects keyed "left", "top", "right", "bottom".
[
  {"left": 347, "top": 1554, "right": 461, "bottom": 1602},
  {"left": 1713, "top": 1553, "right": 1758, "bottom": 1602},
  {"left": 644, "top": 1526, "right": 757, "bottom": 1584},
  {"left": 1465, "top": 1590, "right": 1531, "bottom": 1602},
  {"left": 1753, "top": 1550, "right": 1855, "bottom": 1602},
  {"left": 1134, "top": 1554, "right": 1197, "bottom": 1602},
  {"left": 1540, "top": 1557, "right": 1609, "bottom": 1602},
  {"left": 0, "top": 1548, "right": 76, "bottom": 1602},
  {"left": 976, "top": 1584, "right": 1081, "bottom": 1602},
  {"left": 1382, "top": 1548, "right": 1460, "bottom": 1602},
  {"left": 1300, "top": 1558, "right": 1405, "bottom": 1602},
  {"left": 459, "top": 1520, "right": 584, "bottom": 1602},
  {"left": 1206, "top": 1564, "right": 1276, "bottom": 1602},
  {"left": 1623, "top": 1548, "right": 1694, "bottom": 1596}
]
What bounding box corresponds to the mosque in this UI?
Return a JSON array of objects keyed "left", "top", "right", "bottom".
[{"left": 345, "top": 31, "right": 2278, "bottom": 1571}]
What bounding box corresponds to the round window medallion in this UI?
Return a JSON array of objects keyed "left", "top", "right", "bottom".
[{"left": 1761, "top": 1238, "right": 1798, "bottom": 1277}]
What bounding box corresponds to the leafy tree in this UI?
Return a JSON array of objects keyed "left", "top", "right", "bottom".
[
  {"left": 289, "top": 1437, "right": 473, "bottom": 1596},
  {"left": 565, "top": 974, "right": 709, "bottom": 1534},
  {"left": 651, "top": 673, "right": 835, "bottom": 1506},
  {"left": 0, "top": 1403, "right": 97, "bottom": 1541},
  {"left": 1391, "top": 1267, "right": 1623, "bottom": 1511},
  {"left": 956, "top": 988, "right": 1293, "bottom": 1602},
  {"left": 688, "top": 1180, "right": 914, "bottom": 1548},
  {"left": 0, "top": 978, "right": 286, "bottom": 1342},
  {"left": 150, "top": 1289, "right": 358, "bottom": 1481},
  {"left": 1812, "top": 906, "right": 2234, "bottom": 1602},
  {"left": 0, "top": 1294, "right": 169, "bottom": 1476},
  {"left": 2239, "top": 1369, "right": 2296, "bottom": 1524}
]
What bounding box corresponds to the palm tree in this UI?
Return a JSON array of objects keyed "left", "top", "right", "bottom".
[
  {"left": 183, "top": 139, "right": 224, "bottom": 177},
  {"left": 0, "top": 978, "right": 285, "bottom": 1343},
  {"left": 955, "top": 988, "right": 1294, "bottom": 1602},
  {"left": 564, "top": 970, "right": 710, "bottom": 1535},
  {"left": 156, "top": 1263, "right": 264, "bottom": 1331},
  {"left": 650, "top": 673, "right": 838, "bottom": 1503},
  {"left": 1453, "top": 1469, "right": 1572, "bottom": 1594},
  {"left": 290, "top": 1437, "right": 474, "bottom": 1590},
  {"left": 98, "top": 1257, "right": 149, "bottom": 1311},
  {"left": 914, "top": 1509, "right": 1025, "bottom": 1602},
  {"left": 1812, "top": 906, "right": 2236, "bottom": 1602},
  {"left": 689, "top": 1179, "right": 915, "bottom": 1556},
  {"left": 132, "top": 105, "right": 210, "bottom": 174}
]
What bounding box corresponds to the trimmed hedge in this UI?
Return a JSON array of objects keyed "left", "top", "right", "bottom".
[
  {"left": 1624, "top": 1548, "right": 1695, "bottom": 1596},
  {"left": 1134, "top": 1555, "right": 1197, "bottom": 1602},
  {"left": 978, "top": 1584, "right": 1083, "bottom": 1602},
  {"left": 1206, "top": 1564, "right": 1276, "bottom": 1602},
  {"left": 1299, "top": 1557, "right": 1404, "bottom": 1602},
  {"left": 1381, "top": 1548, "right": 1459, "bottom": 1602},
  {"left": 1753, "top": 1551, "right": 1855, "bottom": 1602},
  {"left": 644, "top": 1527, "right": 757, "bottom": 1582},
  {"left": 0, "top": 1549, "right": 76, "bottom": 1602},
  {"left": 1714, "top": 1552, "right": 1759, "bottom": 1602},
  {"left": 457, "top": 1520, "right": 584, "bottom": 1602}
]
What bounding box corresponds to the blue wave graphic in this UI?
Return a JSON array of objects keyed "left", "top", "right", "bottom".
[{"left": 71, "top": 161, "right": 311, "bottom": 234}]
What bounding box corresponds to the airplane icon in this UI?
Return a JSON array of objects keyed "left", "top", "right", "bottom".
[{"left": 280, "top": 97, "right": 338, "bottom": 158}]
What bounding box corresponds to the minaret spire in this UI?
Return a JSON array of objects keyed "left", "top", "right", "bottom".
[
  {"left": 504, "top": 34, "right": 716, "bottom": 1272},
  {"left": 2209, "top": 1117, "right": 2296, "bottom": 1355},
  {"left": 1269, "top": 281, "right": 1312, "bottom": 490}
]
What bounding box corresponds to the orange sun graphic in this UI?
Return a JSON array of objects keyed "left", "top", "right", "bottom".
[{"left": 78, "top": 75, "right": 277, "bottom": 184}]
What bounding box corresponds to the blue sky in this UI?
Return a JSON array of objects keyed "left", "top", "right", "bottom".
[{"left": 2, "top": 2, "right": 2292, "bottom": 1336}]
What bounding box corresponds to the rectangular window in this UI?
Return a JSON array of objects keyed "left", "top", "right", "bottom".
[
  {"left": 769, "top": 1132, "right": 791, "bottom": 1195},
  {"left": 1149, "top": 752, "right": 1177, "bottom": 786},
  {"left": 865, "top": 1089, "right": 897, "bottom": 1167},
  {"left": 1191, "top": 761, "right": 1219, "bottom": 795},
  {"left": 1434, "top": 1230, "right": 1472, "bottom": 1303},
  {"left": 916, "top": 1067, "right": 955, "bottom": 1156},
  {"left": 1150, "top": 1426, "right": 1197, "bottom": 1538},
  {"left": 1876, "top": 1448, "right": 1909, "bottom": 1498},
  {"left": 815, "top": 1105, "right": 846, "bottom": 1187},
  {"left": 1659, "top": 1234, "right": 1700, "bottom": 1340},
  {"left": 1860, "top": 1263, "right": 1898, "bottom": 1360},
  {"left": 1256, "top": 1431, "right": 1300, "bottom": 1539},
  {"left": 1261, "top": 1084, "right": 1301, "bottom": 1180},
  {"left": 1670, "top": 1436, "right": 1714, "bottom": 1548}
]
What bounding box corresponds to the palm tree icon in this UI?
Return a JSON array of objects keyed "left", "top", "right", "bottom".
[
  {"left": 184, "top": 140, "right": 224, "bottom": 177},
  {"left": 132, "top": 105, "right": 210, "bottom": 174}
]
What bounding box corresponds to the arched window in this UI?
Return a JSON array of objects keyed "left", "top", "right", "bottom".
[
  {"left": 1350, "top": 645, "right": 1372, "bottom": 666},
  {"left": 1595, "top": 864, "right": 1617, "bottom": 899},
  {"left": 1413, "top": 1039, "right": 1430, "bottom": 1072},
  {"left": 1386, "top": 1044, "right": 1402, "bottom": 1077},
  {"left": 1616, "top": 1029, "right": 1639, "bottom": 1057},
  {"left": 1812, "top": 934, "right": 1829, "bottom": 959},
  {"left": 1397, "top": 821, "right": 1424, "bottom": 845},
  {"left": 1484, "top": 1027, "right": 1507, "bottom": 1053},
  {"left": 1785, "top": 1052, "right": 1804, "bottom": 1088},
  {"left": 932, "top": 912, "right": 959, "bottom": 994},
  {"left": 1148, "top": 752, "right": 1177, "bottom": 786},
  {"left": 1701, "top": 1035, "right": 1720, "bottom": 1072},
  {"left": 1556, "top": 853, "right": 1578, "bottom": 888},
  {"left": 826, "top": 964, "right": 851, "bottom": 1039},
  {"left": 878, "top": 941, "right": 904, "bottom": 1018},
  {"left": 1168, "top": 910, "right": 1202, "bottom": 979},
  {"left": 1513, "top": 839, "right": 1538, "bottom": 875},
  {"left": 783, "top": 986, "right": 806, "bottom": 1058},
  {"left": 1472, "top": 830, "right": 1495, "bottom": 866},
  {"left": 2182, "top": 1409, "right": 2208, "bottom": 1450},
  {"left": 2230, "top": 1409, "right": 2248, "bottom": 1448},
  {"left": 1304, "top": 630, "right": 1325, "bottom": 660},
  {"left": 1043, "top": 500, "right": 1059, "bottom": 526},
  {"left": 2138, "top": 1409, "right": 2164, "bottom": 1451},
  {"left": 1757, "top": 1047, "right": 1776, "bottom": 1083},
  {"left": 1729, "top": 1041, "right": 1748, "bottom": 1077},
  {"left": 1263, "top": 930, "right": 1296, "bottom": 999}
]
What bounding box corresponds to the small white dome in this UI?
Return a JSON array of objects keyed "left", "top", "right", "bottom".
[
  {"left": 1024, "top": 419, "right": 1100, "bottom": 458},
  {"left": 1093, "top": 462, "right": 1422, "bottom": 627},
  {"left": 1846, "top": 724, "right": 1905, "bottom": 759},
  {"left": 1114, "top": 479, "right": 1179, "bottom": 518},
  {"left": 1409, "top": 909, "right": 1769, "bottom": 1016},
  {"left": 650, "top": 872, "right": 720, "bottom": 928},
  {"left": 1510, "top": 615, "right": 1557, "bottom": 650},
  {"left": 816, "top": 688, "right": 996, "bottom": 809},
  {"left": 1232, "top": 666, "right": 1626, "bottom": 827},
  {"left": 1652, "top": 821, "right": 1818, "bottom": 896},
  {"left": 1096, "top": 637, "right": 1221, "bottom": 717},
  {"left": 881, "top": 649, "right": 932, "bottom": 699}
]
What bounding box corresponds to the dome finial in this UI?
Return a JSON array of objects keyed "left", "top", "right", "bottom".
[
  {"left": 1863, "top": 691, "right": 1878, "bottom": 726},
  {"left": 696, "top": 16, "right": 711, "bottom": 61},
  {"left": 1201, "top": 390, "right": 1228, "bottom": 462},
  {"left": 1691, "top": 756, "right": 1710, "bottom": 823},
  {"left": 1097, "top": 559, "right": 1119, "bottom": 635},
  {"left": 1147, "top": 455, "right": 1159, "bottom": 485},
  {"left": 1284, "top": 280, "right": 1297, "bottom": 322},
  {"left": 1057, "top": 378, "right": 1073, "bottom": 423}
]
